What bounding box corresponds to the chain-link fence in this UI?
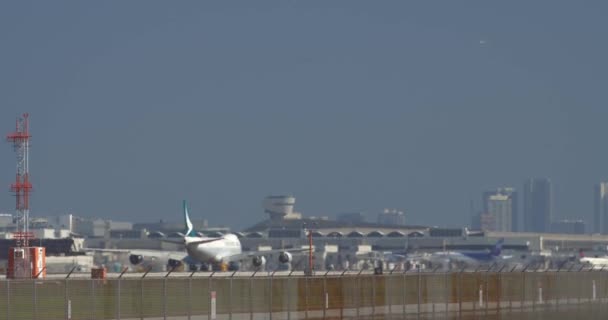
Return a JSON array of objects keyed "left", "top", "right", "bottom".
[{"left": 0, "top": 270, "right": 607, "bottom": 320}]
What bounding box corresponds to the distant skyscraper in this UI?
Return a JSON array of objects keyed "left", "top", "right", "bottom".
[
  {"left": 523, "top": 178, "right": 553, "bottom": 233},
  {"left": 550, "top": 219, "right": 586, "bottom": 235},
  {"left": 482, "top": 188, "right": 517, "bottom": 232},
  {"left": 337, "top": 212, "right": 366, "bottom": 224},
  {"left": 377, "top": 209, "right": 405, "bottom": 226},
  {"left": 594, "top": 182, "right": 608, "bottom": 234},
  {"left": 471, "top": 212, "right": 481, "bottom": 230}
]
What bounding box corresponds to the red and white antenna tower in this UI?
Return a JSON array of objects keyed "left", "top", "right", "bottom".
[{"left": 6, "top": 113, "right": 33, "bottom": 247}]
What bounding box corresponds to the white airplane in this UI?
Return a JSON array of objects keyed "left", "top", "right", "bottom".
[
  {"left": 426, "top": 239, "right": 506, "bottom": 269},
  {"left": 579, "top": 257, "right": 608, "bottom": 268},
  {"left": 88, "top": 201, "right": 309, "bottom": 271},
  {"left": 579, "top": 251, "right": 608, "bottom": 268}
]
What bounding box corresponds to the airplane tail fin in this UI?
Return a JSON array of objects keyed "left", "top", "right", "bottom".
[
  {"left": 491, "top": 238, "right": 504, "bottom": 256},
  {"left": 183, "top": 200, "right": 194, "bottom": 237}
]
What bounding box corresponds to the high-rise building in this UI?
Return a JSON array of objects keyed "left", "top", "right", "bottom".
[
  {"left": 471, "top": 212, "right": 481, "bottom": 230},
  {"left": 523, "top": 178, "right": 553, "bottom": 233},
  {"left": 594, "top": 182, "right": 608, "bottom": 234},
  {"left": 550, "top": 219, "right": 586, "bottom": 235},
  {"left": 337, "top": 212, "right": 366, "bottom": 224},
  {"left": 377, "top": 209, "right": 405, "bottom": 226},
  {"left": 484, "top": 194, "right": 510, "bottom": 231},
  {"left": 482, "top": 188, "right": 517, "bottom": 232}
]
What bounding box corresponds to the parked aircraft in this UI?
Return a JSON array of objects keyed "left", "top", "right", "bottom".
[
  {"left": 426, "top": 238, "right": 505, "bottom": 269},
  {"left": 579, "top": 250, "right": 608, "bottom": 268}
]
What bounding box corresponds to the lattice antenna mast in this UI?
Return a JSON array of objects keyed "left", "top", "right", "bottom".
[{"left": 6, "top": 113, "right": 32, "bottom": 247}]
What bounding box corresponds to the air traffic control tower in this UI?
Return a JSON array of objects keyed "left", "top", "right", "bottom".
[{"left": 263, "top": 195, "right": 302, "bottom": 221}]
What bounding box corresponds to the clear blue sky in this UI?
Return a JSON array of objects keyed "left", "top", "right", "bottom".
[{"left": 1, "top": 1, "right": 607, "bottom": 229}]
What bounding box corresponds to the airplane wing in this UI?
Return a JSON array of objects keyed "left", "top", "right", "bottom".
[
  {"left": 223, "top": 247, "right": 310, "bottom": 262},
  {"left": 159, "top": 237, "right": 223, "bottom": 246},
  {"left": 184, "top": 238, "right": 224, "bottom": 246},
  {"left": 84, "top": 248, "right": 188, "bottom": 263}
]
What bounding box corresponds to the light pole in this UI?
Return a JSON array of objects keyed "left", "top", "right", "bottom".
[{"left": 303, "top": 222, "right": 316, "bottom": 275}]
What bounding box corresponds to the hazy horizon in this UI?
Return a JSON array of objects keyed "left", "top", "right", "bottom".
[{"left": 1, "top": 1, "right": 607, "bottom": 230}]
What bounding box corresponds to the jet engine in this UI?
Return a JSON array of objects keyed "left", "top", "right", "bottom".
[
  {"left": 168, "top": 259, "right": 182, "bottom": 269},
  {"left": 252, "top": 256, "right": 266, "bottom": 268},
  {"left": 278, "top": 252, "right": 292, "bottom": 264},
  {"left": 228, "top": 261, "right": 240, "bottom": 271},
  {"left": 129, "top": 254, "right": 144, "bottom": 265}
]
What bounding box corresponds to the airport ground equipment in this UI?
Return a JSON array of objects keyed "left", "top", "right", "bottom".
[
  {"left": 0, "top": 268, "right": 607, "bottom": 319},
  {"left": 91, "top": 268, "right": 107, "bottom": 279},
  {"left": 7, "top": 246, "right": 46, "bottom": 279}
]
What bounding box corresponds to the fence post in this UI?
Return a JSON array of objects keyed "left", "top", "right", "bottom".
[
  {"left": 207, "top": 272, "right": 215, "bottom": 319},
  {"left": 496, "top": 270, "right": 501, "bottom": 313},
  {"left": 507, "top": 270, "right": 512, "bottom": 313},
  {"left": 91, "top": 279, "right": 97, "bottom": 320},
  {"left": 64, "top": 266, "right": 78, "bottom": 320},
  {"left": 188, "top": 276, "right": 192, "bottom": 320},
  {"left": 521, "top": 269, "right": 526, "bottom": 312},
  {"left": 229, "top": 271, "right": 236, "bottom": 320},
  {"left": 188, "top": 269, "right": 196, "bottom": 320},
  {"left": 578, "top": 270, "right": 582, "bottom": 307},
  {"left": 287, "top": 272, "right": 293, "bottom": 320},
  {"left": 458, "top": 271, "right": 462, "bottom": 319},
  {"left": 555, "top": 272, "right": 560, "bottom": 311},
  {"left": 140, "top": 267, "right": 151, "bottom": 320},
  {"left": 417, "top": 267, "right": 421, "bottom": 320},
  {"left": 163, "top": 277, "right": 167, "bottom": 320},
  {"left": 163, "top": 266, "right": 177, "bottom": 320},
  {"left": 323, "top": 273, "right": 327, "bottom": 320},
  {"left": 65, "top": 278, "right": 70, "bottom": 320},
  {"left": 33, "top": 278, "right": 37, "bottom": 320},
  {"left": 484, "top": 271, "right": 489, "bottom": 317},
  {"left": 6, "top": 280, "right": 9, "bottom": 320},
  {"left": 388, "top": 265, "right": 397, "bottom": 317},
  {"left": 604, "top": 270, "right": 608, "bottom": 304},
  {"left": 356, "top": 271, "right": 361, "bottom": 320},
  {"left": 117, "top": 277, "right": 121, "bottom": 320},
  {"left": 140, "top": 277, "right": 144, "bottom": 320},
  {"left": 339, "top": 270, "right": 347, "bottom": 319},
  {"left": 445, "top": 271, "right": 449, "bottom": 318},
  {"left": 91, "top": 279, "right": 96, "bottom": 320},
  {"left": 269, "top": 271, "right": 274, "bottom": 320},
  {"left": 249, "top": 272, "right": 255, "bottom": 320},
  {"left": 305, "top": 274, "right": 309, "bottom": 320},
  {"left": 372, "top": 273, "right": 376, "bottom": 319},
  {"left": 388, "top": 273, "right": 392, "bottom": 316},
  {"left": 403, "top": 271, "right": 407, "bottom": 319},
  {"left": 117, "top": 267, "right": 128, "bottom": 320},
  {"left": 208, "top": 272, "right": 214, "bottom": 320}
]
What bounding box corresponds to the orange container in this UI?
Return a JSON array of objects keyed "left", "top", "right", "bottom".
[{"left": 31, "top": 247, "right": 46, "bottom": 278}]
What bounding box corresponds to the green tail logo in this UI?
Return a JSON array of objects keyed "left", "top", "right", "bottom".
[{"left": 183, "top": 200, "right": 195, "bottom": 237}]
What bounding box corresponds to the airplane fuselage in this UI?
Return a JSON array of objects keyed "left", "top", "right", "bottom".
[
  {"left": 580, "top": 257, "right": 608, "bottom": 267},
  {"left": 432, "top": 251, "right": 497, "bottom": 266},
  {"left": 185, "top": 234, "right": 242, "bottom": 264}
]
